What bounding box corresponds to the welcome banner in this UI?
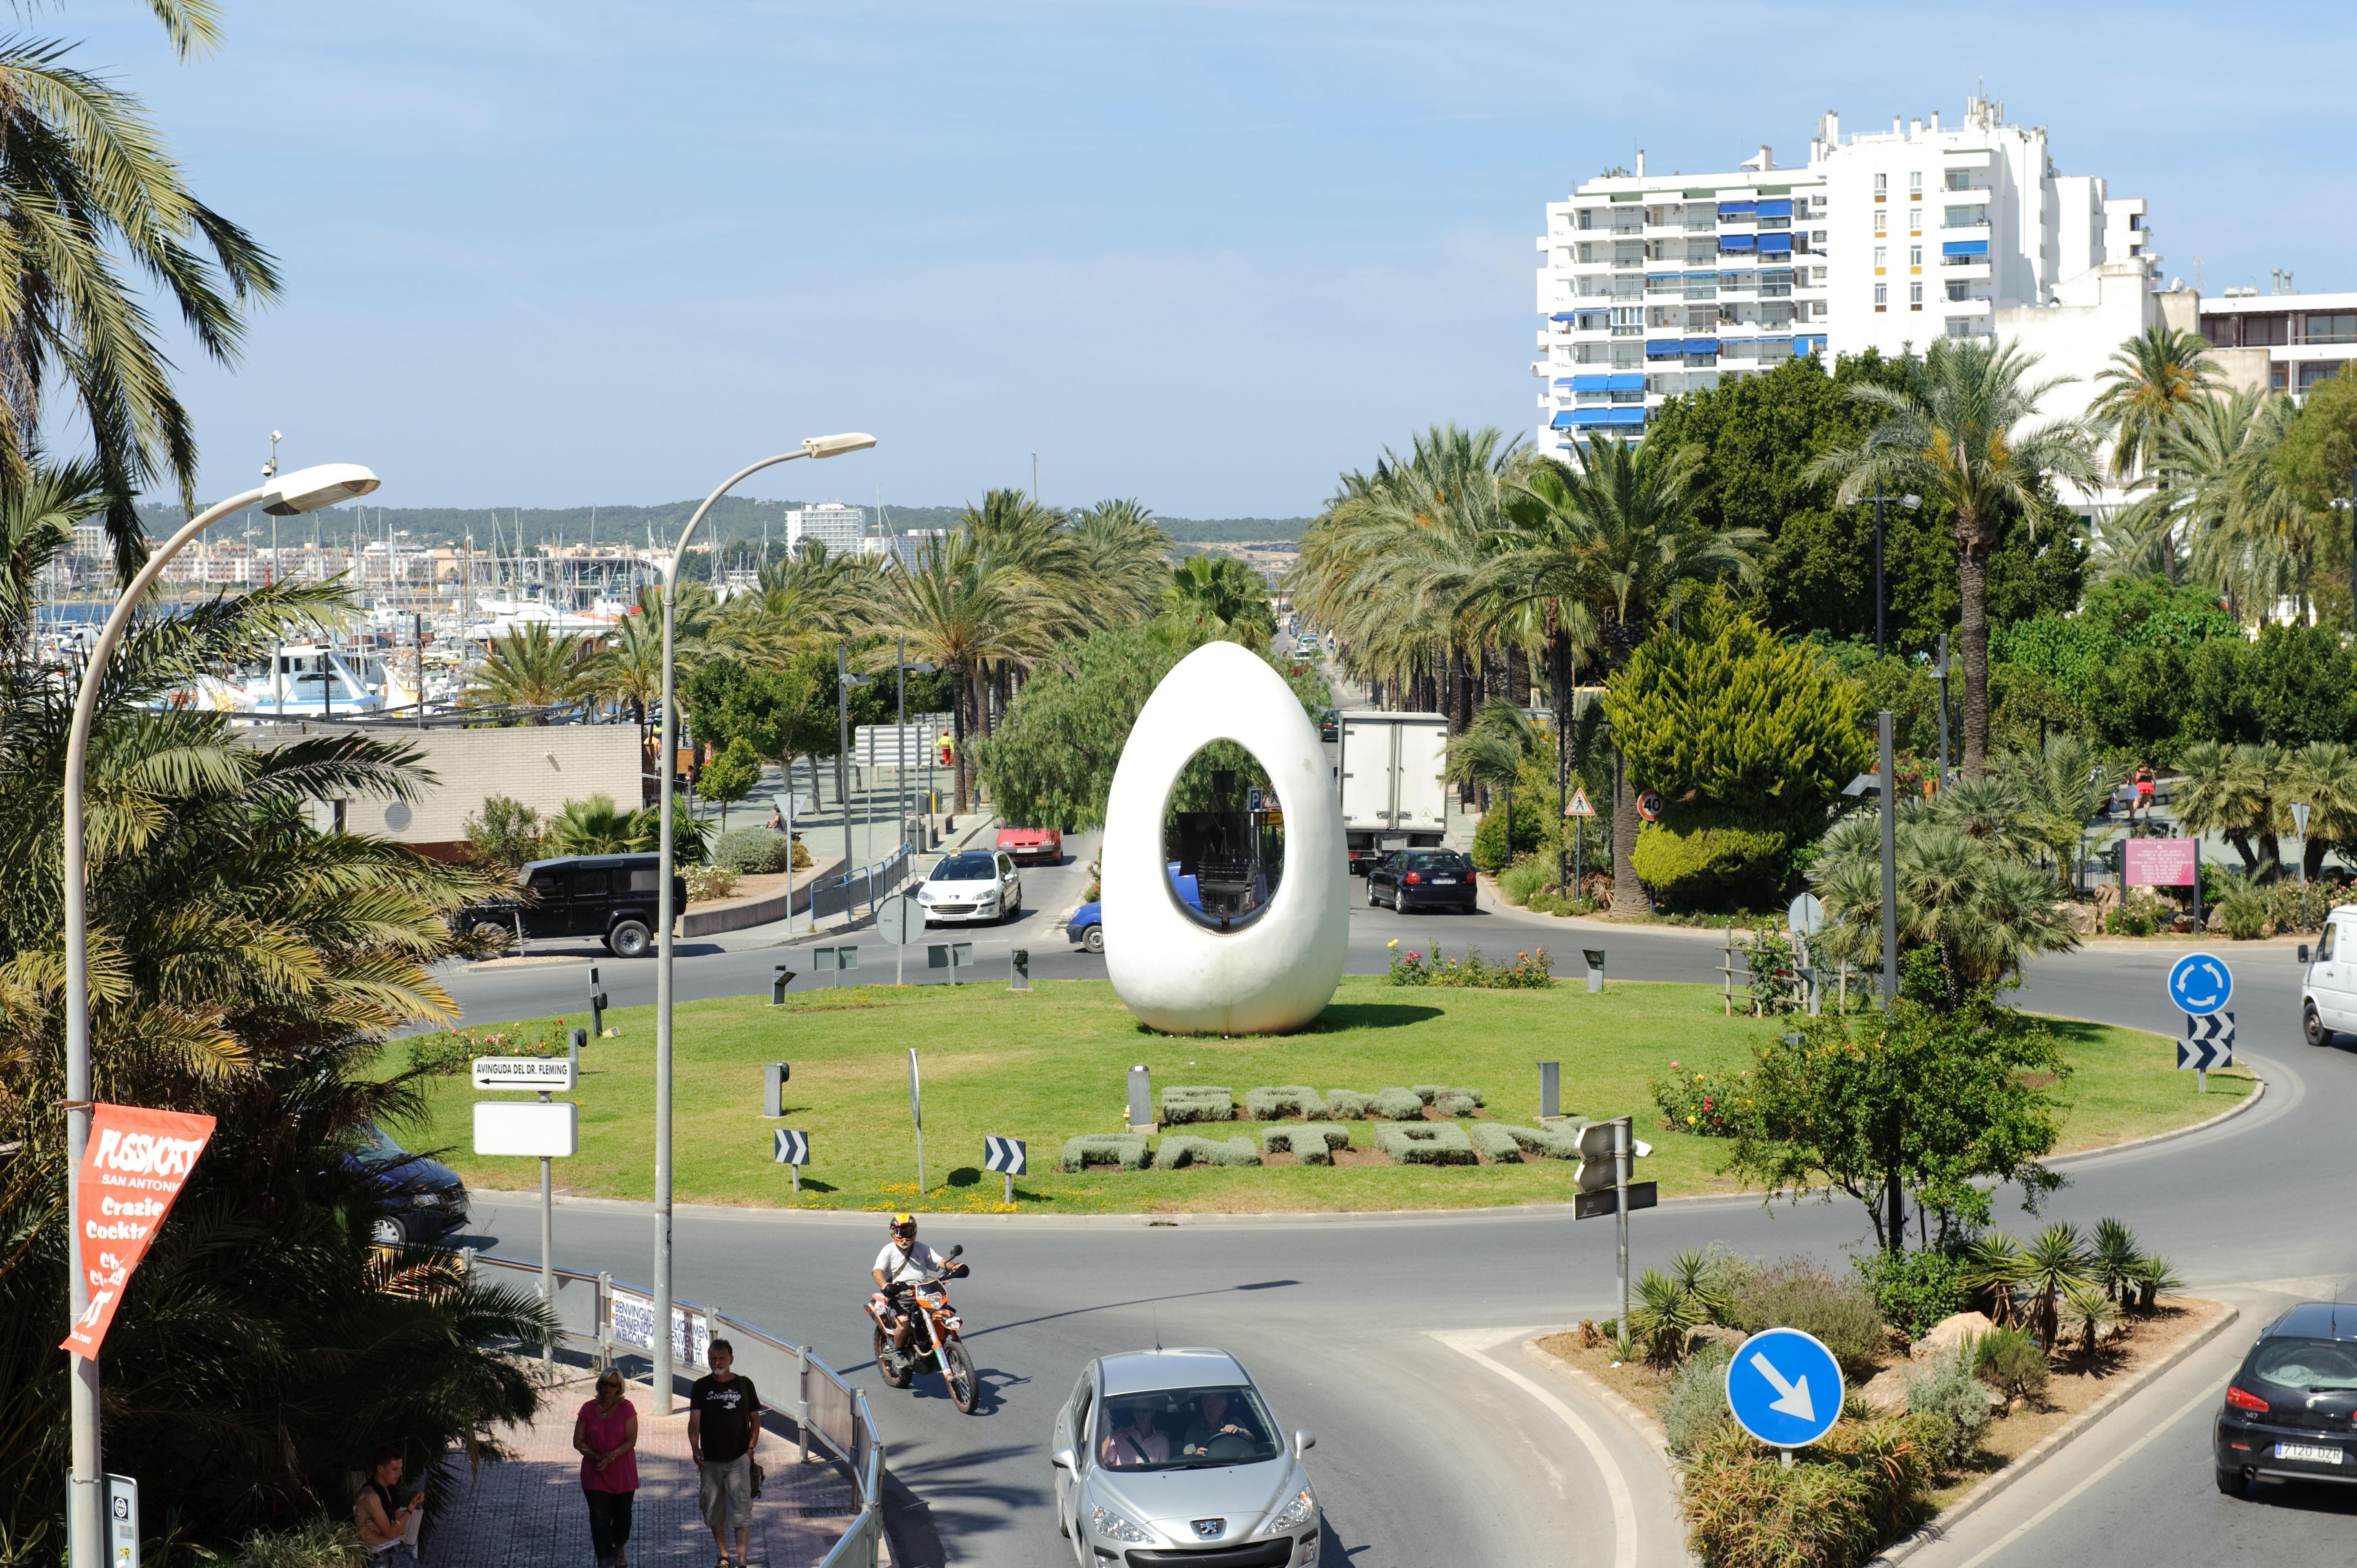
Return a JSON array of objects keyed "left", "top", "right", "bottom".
[{"left": 60, "top": 1104, "right": 217, "bottom": 1358}]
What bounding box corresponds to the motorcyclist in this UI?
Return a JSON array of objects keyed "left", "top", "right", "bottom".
[{"left": 871, "top": 1213, "right": 966, "bottom": 1357}]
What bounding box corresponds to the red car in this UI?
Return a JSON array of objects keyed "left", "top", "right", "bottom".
[{"left": 995, "top": 825, "right": 1063, "bottom": 865}]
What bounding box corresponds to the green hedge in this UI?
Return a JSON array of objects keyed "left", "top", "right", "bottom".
[
  {"left": 1244, "top": 1086, "right": 1323, "bottom": 1120},
  {"left": 1154, "top": 1134, "right": 1261, "bottom": 1170},
  {"left": 1262, "top": 1124, "right": 1351, "bottom": 1164},
  {"left": 1370, "top": 1086, "right": 1424, "bottom": 1121},
  {"left": 1469, "top": 1124, "right": 1523, "bottom": 1161},
  {"left": 1372, "top": 1123, "right": 1478, "bottom": 1166},
  {"left": 1060, "top": 1134, "right": 1150, "bottom": 1172},
  {"left": 711, "top": 827, "right": 799, "bottom": 875},
  {"left": 1160, "top": 1085, "right": 1234, "bottom": 1125},
  {"left": 1629, "top": 822, "right": 1791, "bottom": 909},
  {"left": 1413, "top": 1083, "right": 1485, "bottom": 1106},
  {"left": 1324, "top": 1089, "right": 1375, "bottom": 1120},
  {"left": 1494, "top": 1122, "right": 1586, "bottom": 1159}
]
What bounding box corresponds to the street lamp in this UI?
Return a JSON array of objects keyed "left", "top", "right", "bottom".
[
  {"left": 1852, "top": 490, "right": 1921, "bottom": 657},
  {"left": 61, "top": 462, "right": 379, "bottom": 1568},
  {"left": 650, "top": 433, "right": 873, "bottom": 1415}
]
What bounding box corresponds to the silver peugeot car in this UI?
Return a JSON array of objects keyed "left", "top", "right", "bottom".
[{"left": 1051, "top": 1348, "right": 1321, "bottom": 1566}]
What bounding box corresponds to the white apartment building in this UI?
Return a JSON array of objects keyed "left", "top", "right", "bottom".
[
  {"left": 2195, "top": 286, "right": 2357, "bottom": 397},
  {"left": 858, "top": 528, "right": 948, "bottom": 570},
  {"left": 784, "top": 502, "right": 869, "bottom": 553},
  {"left": 1535, "top": 97, "right": 2151, "bottom": 455}
]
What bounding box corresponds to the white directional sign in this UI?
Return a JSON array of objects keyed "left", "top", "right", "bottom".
[
  {"left": 772, "top": 1128, "right": 810, "bottom": 1165},
  {"left": 473, "top": 1100, "right": 578, "bottom": 1156},
  {"left": 2179, "top": 1012, "right": 2235, "bottom": 1071},
  {"left": 983, "top": 1135, "right": 1027, "bottom": 1176},
  {"left": 1726, "top": 1326, "right": 1844, "bottom": 1450},
  {"left": 472, "top": 1055, "right": 577, "bottom": 1091}
]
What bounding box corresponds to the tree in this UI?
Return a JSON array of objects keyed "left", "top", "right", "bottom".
[
  {"left": 1167, "top": 553, "right": 1278, "bottom": 644},
  {"left": 2280, "top": 741, "right": 2357, "bottom": 882},
  {"left": 464, "top": 622, "right": 600, "bottom": 716},
  {"left": 462, "top": 793, "right": 545, "bottom": 871},
  {"left": 698, "top": 737, "right": 762, "bottom": 829},
  {"left": 545, "top": 791, "right": 712, "bottom": 863},
  {"left": 2089, "top": 324, "right": 2223, "bottom": 482},
  {"left": 1810, "top": 340, "right": 2101, "bottom": 778},
  {"left": 0, "top": 461, "right": 103, "bottom": 661},
  {"left": 2273, "top": 367, "right": 2357, "bottom": 628},
  {"left": 1068, "top": 498, "right": 1174, "bottom": 623},
  {"left": 1723, "top": 972, "right": 2071, "bottom": 1254}
]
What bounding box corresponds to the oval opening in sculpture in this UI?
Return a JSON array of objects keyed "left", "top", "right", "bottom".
[{"left": 1159, "top": 741, "right": 1289, "bottom": 935}]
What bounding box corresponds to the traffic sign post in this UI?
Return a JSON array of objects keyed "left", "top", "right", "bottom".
[
  {"left": 2167, "top": 952, "right": 2234, "bottom": 1093},
  {"left": 878, "top": 893, "right": 921, "bottom": 986},
  {"left": 984, "top": 1135, "right": 1027, "bottom": 1203},
  {"left": 473, "top": 1058, "right": 578, "bottom": 1363},
  {"left": 1573, "top": 1116, "right": 1654, "bottom": 1323},
  {"left": 1565, "top": 786, "right": 1594, "bottom": 903},
  {"left": 2180, "top": 1012, "right": 2235, "bottom": 1091},
  {"left": 772, "top": 1127, "right": 810, "bottom": 1195},
  {"left": 908, "top": 1048, "right": 925, "bottom": 1194},
  {"left": 1726, "top": 1327, "right": 1845, "bottom": 1459}
]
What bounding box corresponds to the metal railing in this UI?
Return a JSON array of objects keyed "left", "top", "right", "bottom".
[
  {"left": 809, "top": 843, "right": 913, "bottom": 924},
  {"left": 461, "top": 1250, "right": 886, "bottom": 1566}
]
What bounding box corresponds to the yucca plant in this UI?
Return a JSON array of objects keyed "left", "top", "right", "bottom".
[
  {"left": 1959, "top": 1230, "right": 2028, "bottom": 1324},
  {"left": 2128, "top": 1254, "right": 2185, "bottom": 1316},
  {"left": 1671, "top": 1246, "right": 1740, "bottom": 1327},
  {"left": 2019, "top": 1223, "right": 2091, "bottom": 1349},
  {"left": 1628, "top": 1267, "right": 1709, "bottom": 1366},
  {"left": 2060, "top": 1281, "right": 2122, "bottom": 1357},
  {"left": 2090, "top": 1217, "right": 2142, "bottom": 1306}
]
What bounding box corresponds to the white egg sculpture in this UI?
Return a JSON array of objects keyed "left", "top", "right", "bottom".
[{"left": 1100, "top": 640, "right": 1347, "bottom": 1033}]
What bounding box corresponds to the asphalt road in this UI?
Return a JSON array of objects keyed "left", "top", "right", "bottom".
[{"left": 433, "top": 876, "right": 2357, "bottom": 1568}]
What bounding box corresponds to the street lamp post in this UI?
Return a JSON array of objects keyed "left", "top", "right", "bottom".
[
  {"left": 650, "top": 434, "right": 873, "bottom": 1415},
  {"left": 61, "top": 463, "right": 380, "bottom": 1568},
  {"left": 1863, "top": 490, "right": 1921, "bottom": 658}
]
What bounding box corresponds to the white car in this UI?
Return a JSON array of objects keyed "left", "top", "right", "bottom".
[{"left": 917, "top": 849, "right": 1022, "bottom": 926}]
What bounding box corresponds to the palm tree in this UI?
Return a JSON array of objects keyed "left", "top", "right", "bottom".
[
  {"left": 1812, "top": 807, "right": 2077, "bottom": 994},
  {"left": 2172, "top": 741, "right": 2279, "bottom": 874},
  {"left": 545, "top": 792, "right": 641, "bottom": 855},
  {"left": 711, "top": 538, "right": 878, "bottom": 667},
  {"left": 2059, "top": 1280, "right": 2121, "bottom": 1357},
  {"left": 2007, "top": 734, "right": 2116, "bottom": 889},
  {"left": 464, "top": 622, "right": 601, "bottom": 716},
  {"left": 1068, "top": 499, "right": 1172, "bottom": 623},
  {"left": 2084, "top": 502, "right": 2185, "bottom": 585},
  {"left": 2280, "top": 742, "right": 2357, "bottom": 883},
  {"left": 1167, "top": 553, "right": 1277, "bottom": 644},
  {"left": 1960, "top": 1230, "right": 2028, "bottom": 1324},
  {"left": 1444, "top": 697, "right": 1543, "bottom": 852},
  {"left": 1810, "top": 340, "right": 2100, "bottom": 778},
  {"left": 2090, "top": 325, "right": 2224, "bottom": 483},
  {"left": 0, "top": 459, "right": 103, "bottom": 660}
]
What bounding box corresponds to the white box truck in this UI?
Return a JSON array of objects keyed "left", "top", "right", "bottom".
[{"left": 1331, "top": 709, "right": 1451, "bottom": 874}]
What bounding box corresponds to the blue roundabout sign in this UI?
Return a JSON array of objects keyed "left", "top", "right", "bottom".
[{"left": 2167, "top": 952, "right": 2233, "bottom": 1017}]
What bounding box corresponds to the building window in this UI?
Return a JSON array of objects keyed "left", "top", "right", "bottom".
[
  {"left": 1874, "top": 173, "right": 1887, "bottom": 194},
  {"left": 1812, "top": 300, "right": 1827, "bottom": 318},
  {"left": 1874, "top": 246, "right": 1887, "bottom": 270},
  {"left": 2300, "top": 360, "right": 2343, "bottom": 393},
  {"left": 2302, "top": 312, "right": 2357, "bottom": 345},
  {"left": 1910, "top": 282, "right": 1923, "bottom": 308},
  {"left": 1947, "top": 280, "right": 1969, "bottom": 301},
  {"left": 1812, "top": 266, "right": 1828, "bottom": 283},
  {"left": 1910, "top": 171, "right": 1922, "bottom": 195},
  {"left": 1909, "top": 246, "right": 1922, "bottom": 270},
  {"left": 1909, "top": 208, "right": 1922, "bottom": 232},
  {"left": 1875, "top": 211, "right": 1888, "bottom": 236},
  {"left": 1945, "top": 169, "right": 1971, "bottom": 191},
  {"left": 1875, "top": 283, "right": 1888, "bottom": 306},
  {"left": 1947, "top": 320, "right": 1974, "bottom": 339}
]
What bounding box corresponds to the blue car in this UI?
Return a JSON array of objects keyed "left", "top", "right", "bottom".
[
  {"left": 351, "top": 1121, "right": 471, "bottom": 1245},
  {"left": 1065, "top": 865, "right": 1202, "bottom": 954}
]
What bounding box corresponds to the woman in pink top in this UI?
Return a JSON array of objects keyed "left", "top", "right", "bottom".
[{"left": 574, "top": 1368, "right": 640, "bottom": 1568}]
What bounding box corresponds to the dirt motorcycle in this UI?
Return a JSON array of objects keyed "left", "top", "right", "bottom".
[{"left": 869, "top": 1244, "right": 980, "bottom": 1414}]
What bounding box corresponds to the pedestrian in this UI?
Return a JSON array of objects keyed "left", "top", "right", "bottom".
[
  {"left": 2135, "top": 765, "right": 2155, "bottom": 825},
  {"left": 353, "top": 1447, "right": 421, "bottom": 1568},
  {"left": 688, "top": 1339, "right": 762, "bottom": 1568},
  {"left": 574, "top": 1368, "right": 640, "bottom": 1568}
]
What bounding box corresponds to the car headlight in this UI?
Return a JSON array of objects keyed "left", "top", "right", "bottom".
[
  {"left": 411, "top": 1192, "right": 444, "bottom": 1208},
  {"left": 1267, "top": 1489, "right": 1317, "bottom": 1532},
  {"left": 1090, "top": 1504, "right": 1151, "bottom": 1544}
]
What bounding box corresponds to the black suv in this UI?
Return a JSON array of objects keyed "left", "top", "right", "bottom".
[
  {"left": 2215, "top": 1301, "right": 2357, "bottom": 1495},
  {"left": 465, "top": 853, "right": 686, "bottom": 958}
]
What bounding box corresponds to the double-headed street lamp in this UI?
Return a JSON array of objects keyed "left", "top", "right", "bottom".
[
  {"left": 62, "top": 463, "right": 381, "bottom": 1568},
  {"left": 650, "top": 433, "right": 874, "bottom": 1412}
]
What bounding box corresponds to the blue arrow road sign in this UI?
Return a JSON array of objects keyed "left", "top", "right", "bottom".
[
  {"left": 1726, "top": 1327, "right": 1844, "bottom": 1450},
  {"left": 2167, "top": 952, "right": 2233, "bottom": 1016}
]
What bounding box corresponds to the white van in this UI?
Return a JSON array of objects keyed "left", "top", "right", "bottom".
[{"left": 2299, "top": 908, "right": 2357, "bottom": 1045}]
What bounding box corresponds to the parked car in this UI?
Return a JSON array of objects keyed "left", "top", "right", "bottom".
[
  {"left": 997, "top": 824, "right": 1064, "bottom": 865},
  {"left": 2214, "top": 1301, "right": 2357, "bottom": 1496},
  {"left": 460, "top": 853, "right": 687, "bottom": 958},
  {"left": 1364, "top": 848, "right": 1478, "bottom": 912},
  {"left": 1064, "top": 866, "right": 1203, "bottom": 954},
  {"left": 352, "top": 1121, "right": 469, "bottom": 1245},
  {"left": 1052, "top": 1347, "right": 1320, "bottom": 1564},
  {"left": 917, "top": 849, "right": 1023, "bottom": 925}
]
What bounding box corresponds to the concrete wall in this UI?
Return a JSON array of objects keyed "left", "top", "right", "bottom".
[{"left": 239, "top": 720, "right": 644, "bottom": 848}]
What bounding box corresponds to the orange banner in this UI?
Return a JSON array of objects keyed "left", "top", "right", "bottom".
[{"left": 60, "top": 1104, "right": 216, "bottom": 1359}]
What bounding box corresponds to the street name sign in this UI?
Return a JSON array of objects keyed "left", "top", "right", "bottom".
[
  {"left": 1575, "top": 1181, "right": 1656, "bottom": 1221},
  {"left": 472, "top": 1100, "right": 578, "bottom": 1157},
  {"left": 472, "top": 1056, "right": 577, "bottom": 1091},
  {"left": 1726, "top": 1327, "right": 1844, "bottom": 1450}
]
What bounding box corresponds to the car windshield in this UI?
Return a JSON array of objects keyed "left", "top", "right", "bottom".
[
  {"left": 356, "top": 1122, "right": 403, "bottom": 1161},
  {"left": 932, "top": 853, "right": 997, "bottom": 882},
  {"left": 2251, "top": 1337, "right": 2357, "bottom": 1392},
  {"left": 1095, "top": 1384, "right": 1281, "bottom": 1471}
]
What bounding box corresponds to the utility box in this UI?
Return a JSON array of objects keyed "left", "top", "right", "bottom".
[
  {"left": 1538, "top": 1060, "right": 1561, "bottom": 1123},
  {"left": 1127, "top": 1064, "right": 1154, "bottom": 1133},
  {"left": 764, "top": 1062, "right": 791, "bottom": 1119}
]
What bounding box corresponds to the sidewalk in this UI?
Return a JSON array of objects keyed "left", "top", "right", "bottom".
[{"left": 424, "top": 1371, "right": 859, "bottom": 1568}]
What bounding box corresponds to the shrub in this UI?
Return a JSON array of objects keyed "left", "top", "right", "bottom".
[
  {"left": 1386, "top": 945, "right": 1555, "bottom": 988},
  {"left": 1500, "top": 1122, "right": 1586, "bottom": 1160},
  {"left": 1851, "top": 1248, "right": 1972, "bottom": 1341},
  {"left": 1661, "top": 1342, "right": 1737, "bottom": 1459},
  {"left": 1630, "top": 1267, "right": 1709, "bottom": 1365},
  {"left": 1244, "top": 1086, "right": 1323, "bottom": 1120},
  {"left": 1972, "top": 1325, "right": 2050, "bottom": 1404},
  {"left": 1903, "top": 1346, "right": 1992, "bottom": 1472},
  {"left": 1413, "top": 1083, "right": 1484, "bottom": 1116},
  {"left": 711, "top": 826, "right": 801, "bottom": 874},
  {"left": 1651, "top": 1063, "right": 1751, "bottom": 1138},
  {"left": 230, "top": 1520, "right": 369, "bottom": 1568},
  {"left": 1472, "top": 798, "right": 1546, "bottom": 870},
  {"left": 1154, "top": 1134, "right": 1260, "bottom": 1170},
  {"left": 1730, "top": 1258, "right": 1886, "bottom": 1377},
  {"left": 1680, "top": 1415, "right": 1936, "bottom": 1568},
  {"left": 1498, "top": 856, "right": 1551, "bottom": 906},
  {"left": 1630, "top": 821, "right": 1792, "bottom": 909},
  {"left": 683, "top": 864, "right": 740, "bottom": 902},
  {"left": 1371, "top": 1122, "right": 1478, "bottom": 1165},
  {"left": 1369, "top": 1086, "right": 1424, "bottom": 1121},
  {"left": 1060, "top": 1134, "right": 1150, "bottom": 1172},
  {"left": 1324, "top": 1089, "right": 1375, "bottom": 1120},
  {"left": 1160, "top": 1085, "right": 1234, "bottom": 1125},
  {"left": 1261, "top": 1124, "right": 1350, "bottom": 1163},
  {"left": 1470, "top": 1124, "right": 1523, "bottom": 1161}
]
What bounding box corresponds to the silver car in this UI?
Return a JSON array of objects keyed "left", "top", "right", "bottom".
[
  {"left": 1052, "top": 1348, "right": 1321, "bottom": 1566},
  {"left": 916, "top": 848, "right": 1022, "bottom": 926}
]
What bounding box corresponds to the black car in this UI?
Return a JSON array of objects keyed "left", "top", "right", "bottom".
[
  {"left": 1365, "top": 848, "right": 1479, "bottom": 912},
  {"left": 463, "top": 853, "right": 686, "bottom": 958},
  {"left": 2215, "top": 1301, "right": 2357, "bottom": 1496},
  {"left": 353, "top": 1122, "right": 470, "bottom": 1245}
]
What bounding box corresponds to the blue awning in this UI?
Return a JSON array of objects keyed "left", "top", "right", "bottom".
[
  {"left": 1645, "top": 339, "right": 1684, "bottom": 358},
  {"left": 1682, "top": 339, "right": 1721, "bottom": 355},
  {"left": 1756, "top": 199, "right": 1793, "bottom": 218},
  {"left": 1552, "top": 408, "right": 1648, "bottom": 429},
  {"left": 1794, "top": 335, "right": 1828, "bottom": 355},
  {"left": 1718, "top": 200, "right": 1756, "bottom": 218},
  {"left": 1606, "top": 373, "right": 1645, "bottom": 391},
  {"left": 1569, "top": 375, "right": 1609, "bottom": 391},
  {"left": 1719, "top": 234, "right": 1756, "bottom": 253},
  {"left": 1645, "top": 272, "right": 1679, "bottom": 281},
  {"left": 1757, "top": 233, "right": 1794, "bottom": 254},
  {"left": 1942, "top": 239, "right": 1989, "bottom": 257},
  {"left": 1550, "top": 411, "right": 1584, "bottom": 428},
  {"left": 1550, "top": 311, "right": 1579, "bottom": 321}
]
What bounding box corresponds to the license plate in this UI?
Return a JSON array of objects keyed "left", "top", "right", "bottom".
[
  {"left": 1433, "top": 877, "right": 1456, "bottom": 884},
  {"left": 2277, "top": 1443, "right": 2342, "bottom": 1464}
]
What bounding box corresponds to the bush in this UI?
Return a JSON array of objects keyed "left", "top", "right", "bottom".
[
  {"left": 1371, "top": 1122, "right": 1478, "bottom": 1165},
  {"left": 1154, "top": 1134, "right": 1260, "bottom": 1169},
  {"left": 1630, "top": 821, "right": 1793, "bottom": 909},
  {"left": 1369, "top": 1086, "right": 1425, "bottom": 1121},
  {"left": 1499, "top": 1121, "right": 1587, "bottom": 1159},
  {"left": 1385, "top": 944, "right": 1555, "bottom": 988},
  {"left": 1324, "top": 1089, "right": 1375, "bottom": 1120},
  {"left": 1160, "top": 1085, "right": 1234, "bottom": 1125},
  {"left": 1060, "top": 1134, "right": 1150, "bottom": 1172},
  {"left": 683, "top": 864, "right": 740, "bottom": 902},
  {"left": 1651, "top": 1063, "right": 1752, "bottom": 1138},
  {"left": 1413, "top": 1083, "right": 1485, "bottom": 1111},
  {"left": 1851, "top": 1248, "right": 1972, "bottom": 1341},
  {"left": 1244, "top": 1086, "right": 1323, "bottom": 1120},
  {"left": 1972, "top": 1325, "right": 2050, "bottom": 1404},
  {"left": 1498, "top": 857, "right": 1551, "bottom": 906},
  {"left": 1903, "top": 1346, "right": 1993, "bottom": 1472},
  {"left": 230, "top": 1520, "right": 369, "bottom": 1568},
  {"left": 1470, "top": 1124, "right": 1523, "bottom": 1161},
  {"left": 1262, "top": 1124, "right": 1350, "bottom": 1163},
  {"left": 1680, "top": 1415, "right": 1936, "bottom": 1568},
  {"left": 1730, "top": 1259, "right": 1887, "bottom": 1377},
  {"left": 1661, "top": 1342, "right": 1737, "bottom": 1459},
  {"left": 711, "top": 826, "right": 804, "bottom": 874},
  {"left": 1472, "top": 798, "right": 1546, "bottom": 871}
]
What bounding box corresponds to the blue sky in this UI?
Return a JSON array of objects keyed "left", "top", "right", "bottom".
[{"left": 67, "top": 0, "right": 2357, "bottom": 515}]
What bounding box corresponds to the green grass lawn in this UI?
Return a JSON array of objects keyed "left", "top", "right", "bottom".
[{"left": 386, "top": 977, "right": 2249, "bottom": 1216}]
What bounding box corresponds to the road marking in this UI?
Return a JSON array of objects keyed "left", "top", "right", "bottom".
[
  {"left": 1426, "top": 1329, "right": 1636, "bottom": 1568},
  {"left": 1945, "top": 1372, "right": 2226, "bottom": 1568}
]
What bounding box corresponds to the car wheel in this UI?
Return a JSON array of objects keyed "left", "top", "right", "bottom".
[
  {"left": 607, "top": 919, "right": 653, "bottom": 959},
  {"left": 2306, "top": 1000, "right": 2332, "bottom": 1048},
  {"left": 1367, "top": 882, "right": 1381, "bottom": 908},
  {"left": 371, "top": 1215, "right": 406, "bottom": 1246},
  {"left": 1081, "top": 925, "right": 1104, "bottom": 954},
  {"left": 2216, "top": 1464, "right": 2249, "bottom": 1497}
]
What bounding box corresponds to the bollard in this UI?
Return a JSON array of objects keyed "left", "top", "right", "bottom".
[
  {"left": 794, "top": 1344, "right": 811, "bottom": 1465},
  {"left": 1127, "top": 1064, "right": 1154, "bottom": 1133},
  {"left": 764, "top": 1062, "right": 792, "bottom": 1119},
  {"left": 596, "top": 1270, "right": 613, "bottom": 1372},
  {"left": 771, "top": 965, "right": 796, "bottom": 1005},
  {"left": 1583, "top": 948, "right": 1606, "bottom": 993},
  {"left": 569, "top": 1027, "right": 586, "bottom": 1071},
  {"left": 588, "top": 965, "right": 610, "bottom": 1037},
  {"left": 1538, "top": 1059, "right": 1561, "bottom": 1122},
  {"left": 1011, "top": 948, "right": 1030, "bottom": 991}
]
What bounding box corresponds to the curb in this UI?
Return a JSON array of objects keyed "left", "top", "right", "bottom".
[
  {"left": 2044, "top": 1075, "right": 2265, "bottom": 1168},
  {"left": 1518, "top": 1338, "right": 1678, "bottom": 1478},
  {"left": 1869, "top": 1298, "right": 2240, "bottom": 1565}
]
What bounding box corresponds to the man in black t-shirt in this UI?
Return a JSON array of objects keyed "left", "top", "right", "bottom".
[{"left": 688, "top": 1341, "right": 762, "bottom": 1568}]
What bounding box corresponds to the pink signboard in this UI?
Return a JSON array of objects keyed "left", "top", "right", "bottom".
[{"left": 2124, "top": 838, "right": 2198, "bottom": 887}]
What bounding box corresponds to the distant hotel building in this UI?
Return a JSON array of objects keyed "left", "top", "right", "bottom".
[{"left": 785, "top": 503, "right": 869, "bottom": 553}]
